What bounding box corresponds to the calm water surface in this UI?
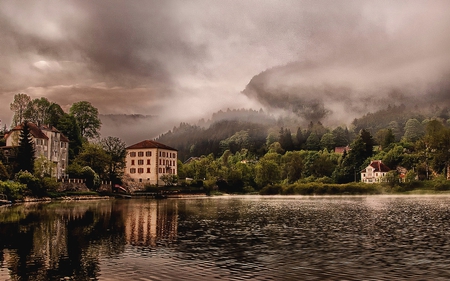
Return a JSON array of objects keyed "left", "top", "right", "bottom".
[{"left": 1, "top": 195, "right": 450, "bottom": 280}]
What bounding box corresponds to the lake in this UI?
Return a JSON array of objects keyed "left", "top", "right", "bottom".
[{"left": 1, "top": 195, "right": 450, "bottom": 280}]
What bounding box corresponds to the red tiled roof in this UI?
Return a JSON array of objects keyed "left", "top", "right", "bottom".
[
  {"left": 361, "top": 160, "right": 390, "bottom": 173},
  {"left": 126, "top": 140, "right": 177, "bottom": 151}
]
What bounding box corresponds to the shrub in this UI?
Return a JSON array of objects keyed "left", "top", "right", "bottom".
[
  {"left": 259, "top": 184, "right": 283, "bottom": 195},
  {"left": 15, "top": 170, "right": 43, "bottom": 196},
  {"left": 41, "top": 177, "right": 61, "bottom": 192},
  {"left": 0, "top": 180, "right": 26, "bottom": 201}
]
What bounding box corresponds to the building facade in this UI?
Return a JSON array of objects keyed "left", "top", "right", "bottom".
[
  {"left": 125, "top": 140, "right": 177, "bottom": 186},
  {"left": 3, "top": 122, "right": 69, "bottom": 179},
  {"left": 361, "top": 160, "right": 390, "bottom": 183}
]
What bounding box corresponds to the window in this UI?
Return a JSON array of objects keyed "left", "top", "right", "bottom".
[
  {"left": 163, "top": 152, "right": 165, "bottom": 157},
  {"left": 130, "top": 152, "right": 136, "bottom": 157},
  {"left": 147, "top": 168, "right": 151, "bottom": 173},
  {"left": 159, "top": 159, "right": 162, "bottom": 165},
  {"left": 138, "top": 160, "right": 144, "bottom": 165},
  {"left": 159, "top": 168, "right": 162, "bottom": 173},
  {"left": 147, "top": 159, "right": 151, "bottom": 165},
  {"left": 138, "top": 151, "right": 144, "bottom": 157},
  {"left": 146, "top": 151, "right": 151, "bottom": 157},
  {"left": 131, "top": 160, "right": 135, "bottom": 165},
  {"left": 130, "top": 168, "right": 136, "bottom": 174},
  {"left": 138, "top": 168, "right": 144, "bottom": 174}
]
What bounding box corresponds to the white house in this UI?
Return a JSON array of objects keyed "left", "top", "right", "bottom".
[
  {"left": 3, "top": 122, "right": 69, "bottom": 179},
  {"left": 125, "top": 140, "right": 177, "bottom": 186},
  {"left": 361, "top": 160, "right": 390, "bottom": 183}
]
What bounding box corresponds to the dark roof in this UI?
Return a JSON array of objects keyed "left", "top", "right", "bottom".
[
  {"left": 361, "top": 160, "right": 390, "bottom": 173},
  {"left": 10, "top": 123, "right": 48, "bottom": 140},
  {"left": 59, "top": 134, "right": 69, "bottom": 142},
  {"left": 126, "top": 140, "right": 177, "bottom": 151}
]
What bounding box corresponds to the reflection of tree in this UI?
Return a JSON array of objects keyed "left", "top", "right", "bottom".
[{"left": 0, "top": 201, "right": 127, "bottom": 280}]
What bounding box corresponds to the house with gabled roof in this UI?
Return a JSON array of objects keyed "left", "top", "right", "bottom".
[
  {"left": 361, "top": 160, "right": 390, "bottom": 183},
  {"left": 125, "top": 140, "right": 178, "bottom": 186},
  {"left": 2, "top": 122, "right": 69, "bottom": 179}
]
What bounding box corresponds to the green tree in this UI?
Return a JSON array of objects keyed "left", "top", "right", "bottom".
[
  {"left": 424, "top": 120, "right": 450, "bottom": 176},
  {"left": 332, "top": 126, "right": 350, "bottom": 147},
  {"left": 46, "top": 102, "right": 65, "bottom": 127},
  {"left": 375, "top": 128, "right": 395, "bottom": 150},
  {"left": 281, "top": 151, "right": 304, "bottom": 183},
  {"left": 306, "top": 133, "right": 320, "bottom": 151},
  {"left": 74, "top": 143, "right": 110, "bottom": 179},
  {"left": 70, "top": 101, "right": 102, "bottom": 139},
  {"left": 24, "top": 97, "right": 51, "bottom": 126},
  {"left": 57, "top": 114, "right": 83, "bottom": 160},
  {"left": 15, "top": 121, "right": 35, "bottom": 174},
  {"left": 255, "top": 157, "right": 280, "bottom": 188},
  {"left": 279, "top": 127, "right": 294, "bottom": 152},
  {"left": 320, "top": 132, "right": 336, "bottom": 151},
  {"left": 295, "top": 127, "right": 306, "bottom": 150},
  {"left": 403, "top": 118, "right": 424, "bottom": 142},
  {"left": 100, "top": 136, "right": 127, "bottom": 186},
  {"left": 10, "top": 93, "right": 31, "bottom": 126}
]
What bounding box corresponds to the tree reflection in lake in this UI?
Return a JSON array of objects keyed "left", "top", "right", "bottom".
[
  {"left": 2, "top": 196, "right": 450, "bottom": 280},
  {"left": 0, "top": 199, "right": 179, "bottom": 280}
]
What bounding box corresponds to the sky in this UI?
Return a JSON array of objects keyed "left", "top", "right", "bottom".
[{"left": 1, "top": 1, "right": 450, "bottom": 142}]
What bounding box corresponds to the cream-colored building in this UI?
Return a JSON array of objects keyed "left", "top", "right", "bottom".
[
  {"left": 4, "top": 122, "right": 69, "bottom": 179},
  {"left": 125, "top": 140, "right": 177, "bottom": 186},
  {"left": 361, "top": 160, "right": 390, "bottom": 183}
]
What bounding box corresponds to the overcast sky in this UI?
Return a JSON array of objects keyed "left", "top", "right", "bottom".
[{"left": 1, "top": 1, "right": 450, "bottom": 136}]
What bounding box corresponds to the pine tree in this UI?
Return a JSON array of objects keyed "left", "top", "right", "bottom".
[{"left": 15, "top": 121, "right": 36, "bottom": 174}]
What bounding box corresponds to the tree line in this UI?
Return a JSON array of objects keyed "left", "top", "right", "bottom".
[{"left": 175, "top": 117, "right": 450, "bottom": 193}]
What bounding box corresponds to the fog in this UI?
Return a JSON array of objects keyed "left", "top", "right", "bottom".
[{"left": 1, "top": 1, "right": 449, "bottom": 144}]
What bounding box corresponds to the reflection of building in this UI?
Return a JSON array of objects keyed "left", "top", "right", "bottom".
[
  {"left": 124, "top": 201, "right": 178, "bottom": 247},
  {"left": 2, "top": 122, "right": 69, "bottom": 179},
  {"left": 361, "top": 160, "right": 390, "bottom": 183},
  {"left": 125, "top": 140, "right": 178, "bottom": 186}
]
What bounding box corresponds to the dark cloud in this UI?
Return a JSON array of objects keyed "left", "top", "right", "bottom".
[{"left": 0, "top": 1, "right": 449, "bottom": 140}]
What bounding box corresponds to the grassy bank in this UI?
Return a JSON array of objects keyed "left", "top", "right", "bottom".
[{"left": 259, "top": 180, "right": 450, "bottom": 196}]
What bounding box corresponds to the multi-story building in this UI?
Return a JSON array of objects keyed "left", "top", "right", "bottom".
[
  {"left": 361, "top": 160, "right": 390, "bottom": 183},
  {"left": 125, "top": 140, "right": 177, "bottom": 186},
  {"left": 3, "top": 122, "right": 69, "bottom": 179}
]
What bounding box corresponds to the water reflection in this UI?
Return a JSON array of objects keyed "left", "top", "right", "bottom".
[
  {"left": 0, "top": 199, "right": 180, "bottom": 280},
  {"left": 1, "top": 196, "right": 450, "bottom": 280}
]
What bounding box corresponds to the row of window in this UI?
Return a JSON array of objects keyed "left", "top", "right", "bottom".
[
  {"left": 129, "top": 168, "right": 176, "bottom": 174},
  {"left": 130, "top": 159, "right": 176, "bottom": 166},
  {"left": 159, "top": 151, "right": 176, "bottom": 158},
  {"left": 129, "top": 151, "right": 177, "bottom": 158},
  {"left": 160, "top": 159, "right": 175, "bottom": 166},
  {"left": 131, "top": 159, "right": 151, "bottom": 165},
  {"left": 129, "top": 151, "right": 152, "bottom": 157}
]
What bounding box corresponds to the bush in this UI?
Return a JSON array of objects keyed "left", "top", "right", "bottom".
[
  {"left": 259, "top": 184, "right": 283, "bottom": 195},
  {"left": 41, "top": 177, "right": 61, "bottom": 192},
  {"left": 433, "top": 176, "right": 450, "bottom": 191},
  {"left": 15, "top": 170, "right": 43, "bottom": 196},
  {"left": 0, "top": 180, "right": 26, "bottom": 201}
]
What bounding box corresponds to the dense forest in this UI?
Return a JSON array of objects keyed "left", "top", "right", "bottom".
[{"left": 155, "top": 103, "right": 450, "bottom": 193}]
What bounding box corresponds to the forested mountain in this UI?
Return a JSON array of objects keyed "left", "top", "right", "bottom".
[{"left": 155, "top": 103, "right": 450, "bottom": 163}]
